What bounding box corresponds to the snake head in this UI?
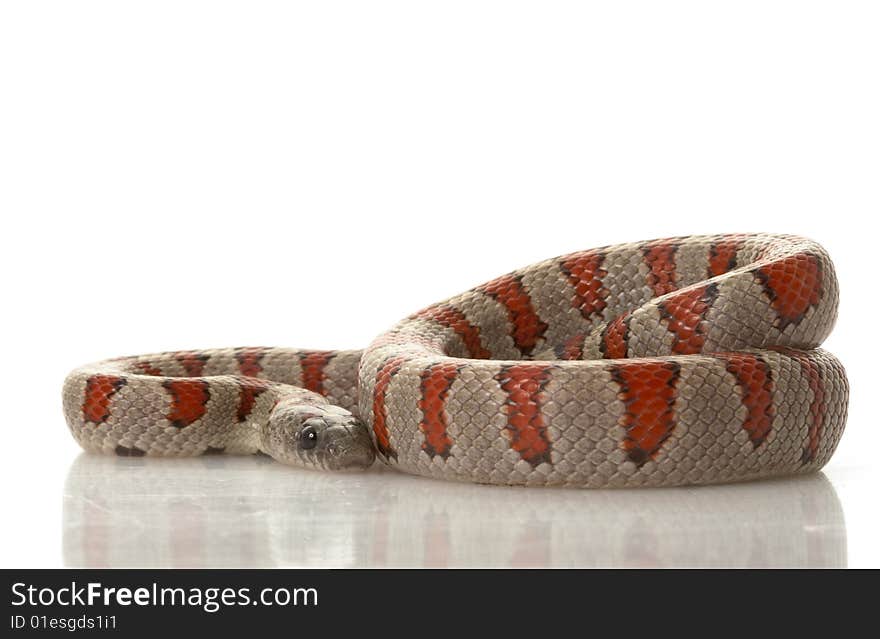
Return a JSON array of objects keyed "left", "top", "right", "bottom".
[{"left": 261, "top": 401, "right": 376, "bottom": 471}]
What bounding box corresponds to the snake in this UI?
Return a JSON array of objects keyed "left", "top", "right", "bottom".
[{"left": 62, "top": 233, "right": 849, "bottom": 488}]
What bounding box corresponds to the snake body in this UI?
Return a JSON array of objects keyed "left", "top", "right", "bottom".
[{"left": 63, "top": 233, "right": 848, "bottom": 487}]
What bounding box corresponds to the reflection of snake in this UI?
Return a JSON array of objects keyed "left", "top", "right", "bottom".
[
  {"left": 63, "top": 234, "right": 848, "bottom": 487},
  {"left": 63, "top": 455, "right": 847, "bottom": 568}
]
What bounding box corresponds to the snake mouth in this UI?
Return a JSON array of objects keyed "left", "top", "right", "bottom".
[
  {"left": 329, "top": 446, "right": 376, "bottom": 471},
  {"left": 321, "top": 418, "right": 376, "bottom": 471}
]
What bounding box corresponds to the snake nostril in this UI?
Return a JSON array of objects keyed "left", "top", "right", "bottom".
[{"left": 326, "top": 443, "right": 338, "bottom": 456}]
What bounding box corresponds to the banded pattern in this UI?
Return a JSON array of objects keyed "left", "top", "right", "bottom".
[
  {"left": 560, "top": 250, "right": 609, "bottom": 321},
  {"left": 610, "top": 360, "right": 681, "bottom": 466},
  {"left": 64, "top": 348, "right": 362, "bottom": 457},
  {"left": 418, "top": 363, "right": 460, "bottom": 459},
  {"left": 371, "top": 357, "right": 405, "bottom": 460},
  {"left": 717, "top": 354, "right": 775, "bottom": 448},
  {"left": 63, "top": 233, "right": 848, "bottom": 487},
  {"left": 82, "top": 375, "right": 125, "bottom": 425},
  {"left": 644, "top": 240, "right": 680, "bottom": 296},
  {"left": 657, "top": 284, "right": 719, "bottom": 355},
  {"left": 356, "top": 233, "right": 846, "bottom": 486},
  {"left": 496, "top": 364, "right": 553, "bottom": 467},
  {"left": 477, "top": 274, "right": 548, "bottom": 357},
  {"left": 300, "top": 351, "right": 335, "bottom": 396}
]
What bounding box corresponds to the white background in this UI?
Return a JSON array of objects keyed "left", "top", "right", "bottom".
[{"left": 1, "top": 2, "right": 877, "bottom": 567}]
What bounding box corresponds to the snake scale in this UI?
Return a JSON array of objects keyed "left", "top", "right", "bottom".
[{"left": 63, "top": 233, "right": 848, "bottom": 488}]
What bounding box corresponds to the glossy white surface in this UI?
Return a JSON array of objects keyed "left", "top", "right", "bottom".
[{"left": 62, "top": 454, "right": 847, "bottom": 568}]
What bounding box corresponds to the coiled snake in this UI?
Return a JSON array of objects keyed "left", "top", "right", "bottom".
[{"left": 63, "top": 234, "right": 848, "bottom": 487}]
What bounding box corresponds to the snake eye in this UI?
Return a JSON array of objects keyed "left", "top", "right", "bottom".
[{"left": 299, "top": 421, "right": 320, "bottom": 450}]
